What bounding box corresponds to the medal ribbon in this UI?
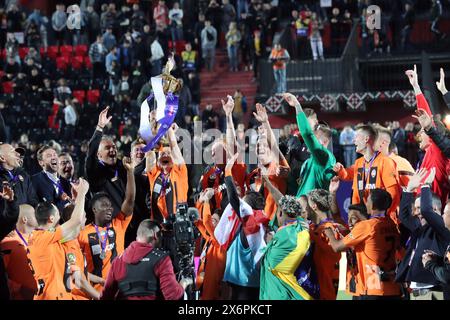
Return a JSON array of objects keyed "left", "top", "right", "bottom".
[
  {"left": 94, "top": 223, "right": 110, "bottom": 257},
  {"left": 361, "top": 151, "right": 379, "bottom": 191}
]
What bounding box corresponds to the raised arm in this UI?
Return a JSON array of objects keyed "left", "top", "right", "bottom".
[
  {"left": 283, "top": 93, "right": 328, "bottom": 164},
  {"left": 405, "top": 64, "right": 432, "bottom": 116},
  {"left": 261, "top": 173, "right": 283, "bottom": 205},
  {"left": 399, "top": 169, "right": 427, "bottom": 232},
  {"left": 86, "top": 107, "right": 112, "bottom": 173},
  {"left": 0, "top": 186, "right": 19, "bottom": 240},
  {"left": 145, "top": 151, "right": 157, "bottom": 173},
  {"left": 224, "top": 153, "right": 241, "bottom": 217},
  {"left": 167, "top": 123, "right": 184, "bottom": 165},
  {"left": 60, "top": 178, "right": 89, "bottom": 241},
  {"left": 222, "top": 95, "right": 241, "bottom": 156},
  {"left": 121, "top": 157, "right": 136, "bottom": 216}
]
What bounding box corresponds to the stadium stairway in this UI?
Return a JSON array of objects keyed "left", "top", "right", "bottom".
[{"left": 199, "top": 49, "right": 257, "bottom": 121}]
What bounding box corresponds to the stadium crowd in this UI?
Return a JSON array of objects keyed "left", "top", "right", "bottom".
[{"left": 0, "top": 0, "right": 450, "bottom": 301}]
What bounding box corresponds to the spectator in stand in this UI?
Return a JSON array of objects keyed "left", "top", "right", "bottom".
[
  {"left": 25, "top": 21, "right": 41, "bottom": 49},
  {"left": 269, "top": 43, "right": 290, "bottom": 94},
  {"left": 100, "top": 3, "right": 117, "bottom": 34},
  {"left": 330, "top": 7, "right": 342, "bottom": 57},
  {"left": 150, "top": 34, "right": 165, "bottom": 76},
  {"left": 430, "top": 0, "right": 446, "bottom": 40},
  {"left": 221, "top": 0, "right": 236, "bottom": 35},
  {"left": 201, "top": 20, "right": 217, "bottom": 72},
  {"left": 309, "top": 12, "right": 324, "bottom": 61},
  {"left": 392, "top": 121, "right": 406, "bottom": 158},
  {"left": 225, "top": 22, "right": 241, "bottom": 72},
  {"left": 102, "top": 26, "right": 117, "bottom": 51},
  {"left": 400, "top": 2, "right": 415, "bottom": 52},
  {"left": 206, "top": 0, "right": 222, "bottom": 47},
  {"left": 5, "top": 33, "right": 20, "bottom": 65},
  {"left": 51, "top": 4, "right": 67, "bottom": 46},
  {"left": 169, "top": 2, "right": 183, "bottom": 42},
  {"left": 194, "top": 13, "right": 206, "bottom": 49},
  {"left": 86, "top": 5, "right": 100, "bottom": 44},
  {"left": 154, "top": 0, "right": 169, "bottom": 32},
  {"left": 339, "top": 126, "right": 356, "bottom": 168},
  {"left": 89, "top": 35, "right": 108, "bottom": 80},
  {"left": 181, "top": 43, "right": 197, "bottom": 73},
  {"left": 63, "top": 99, "right": 78, "bottom": 142}
]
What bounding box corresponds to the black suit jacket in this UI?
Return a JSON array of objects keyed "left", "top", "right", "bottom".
[
  {"left": 31, "top": 171, "right": 70, "bottom": 211},
  {"left": 396, "top": 190, "right": 449, "bottom": 285},
  {"left": 0, "top": 167, "right": 38, "bottom": 207}
]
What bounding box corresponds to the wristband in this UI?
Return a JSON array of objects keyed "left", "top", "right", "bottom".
[{"left": 96, "top": 125, "right": 104, "bottom": 131}]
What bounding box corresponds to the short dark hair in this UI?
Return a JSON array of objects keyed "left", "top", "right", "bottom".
[
  {"left": 90, "top": 192, "right": 111, "bottom": 209},
  {"left": 244, "top": 191, "right": 265, "bottom": 210},
  {"left": 348, "top": 203, "right": 369, "bottom": 219},
  {"left": 356, "top": 124, "right": 378, "bottom": 142},
  {"left": 304, "top": 108, "right": 316, "bottom": 119},
  {"left": 369, "top": 189, "right": 392, "bottom": 212},
  {"left": 137, "top": 219, "right": 161, "bottom": 241},
  {"left": 35, "top": 201, "right": 58, "bottom": 226},
  {"left": 131, "top": 138, "right": 146, "bottom": 150},
  {"left": 37, "top": 145, "right": 55, "bottom": 161}
]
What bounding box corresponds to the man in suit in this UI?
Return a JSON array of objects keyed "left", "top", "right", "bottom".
[
  {"left": 58, "top": 152, "right": 75, "bottom": 198},
  {"left": 32, "top": 145, "right": 70, "bottom": 211},
  {"left": 0, "top": 143, "right": 38, "bottom": 206}
]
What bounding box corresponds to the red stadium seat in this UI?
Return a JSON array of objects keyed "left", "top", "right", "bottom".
[
  {"left": 74, "top": 45, "right": 88, "bottom": 57},
  {"left": 18, "top": 47, "right": 29, "bottom": 59},
  {"left": 84, "top": 56, "right": 93, "bottom": 69},
  {"left": 72, "top": 90, "right": 86, "bottom": 104},
  {"left": 175, "top": 40, "right": 186, "bottom": 55},
  {"left": 2, "top": 81, "right": 14, "bottom": 94},
  {"left": 0, "top": 49, "right": 6, "bottom": 61},
  {"left": 72, "top": 56, "right": 84, "bottom": 70},
  {"left": 87, "top": 89, "right": 100, "bottom": 104},
  {"left": 47, "top": 46, "right": 59, "bottom": 60},
  {"left": 60, "top": 45, "right": 73, "bottom": 57},
  {"left": 56, "top": 56, "right": 69, "bottom": 71}
]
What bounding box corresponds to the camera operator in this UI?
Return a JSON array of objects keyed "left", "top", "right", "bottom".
[{"left": 100, "top": 219, "right": 193, "bottom": 300}]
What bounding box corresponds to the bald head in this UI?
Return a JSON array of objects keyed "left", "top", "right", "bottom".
[
  {"left": 17, "top": 204, "right": 38, "bottom": 232},
  {"left": 0, "top": 143, "right": 22, "bottom": 170}
]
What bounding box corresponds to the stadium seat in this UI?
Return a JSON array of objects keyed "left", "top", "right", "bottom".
[
  {"left": 56, "top": 56, "right": 69, "bottom": 71},
  {"left": 72, "top": 56, "right": 84, "bottom": 70},
  {"left": 60, "top": 45, "right": 73, "bottom": 57},
  {"left": 86, "top": 89, "right": 100, "bottom": 104},
  {"left": 74, "top": 45, "right": 88, "bottom": 57},
  {"left": 72, "top": 90, "right": 86, "bottom": 104},
  {"left": 2, "top": 81, "right": 14, "bottom": 94},
  {"left": 0, "top": 48, "right": 6, "bottom": 61},
  {"left": 18, "top": 47, "right": 29, "bottom": 60},
  {"left": 84, "top": 56, "right": 93, "bottom": 69},
  {"left": 47, "top": 46, "right": 59, "bottom": 60}
]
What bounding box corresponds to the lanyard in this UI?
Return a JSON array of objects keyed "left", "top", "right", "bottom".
[
  {"left": 44, "top": 171, "right": 64, "bottom": 195},
  {"left": 362, "top": 152, "right": 379, "bottom": 191},
  {"left": 94, "top": 223, "right": 110, "bottom": 255},
  {"left": 15, "top": 228, "right": 28, "bottom": 247},
  {"left": 370, "top": 213, "right": 385, "bottom": 219}
]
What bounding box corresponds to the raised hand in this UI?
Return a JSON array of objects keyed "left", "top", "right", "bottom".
[
  {"left": 436, "top": 68, "right": 448, "bottom": 95},
  {"left": 71, "top": 178, "right": 90, "bottom": 197},
  {"left": 0, "top": 184, "right": 14, "bottom": 202},
  {"left": 253, "top": 103, "right": 269, "bottom": 123},
  {"left": 221, "top": 95, "right": 234, "bottom": 117},
  {"left": 225, "top": 152, "right": 239, "bottom": 173},
  {"left": 405, "top": 64, "right": 419, "bottom": 88},
  {"left": 282, "top": 93, "right": 300, "bottom": 107},
  {"left": 333, "top": 162, "right": 344, "bottom": 173},
  {"left": 122, "top": 157, "right": 135, "bottom": 172},
  {"left": 329, "top": 176, "right": 340, "bottom": 194},
  {"left": 412, "top": 109, "right": 433, "bottom": 131},
  {"left": 407, "top": 168, "right": 428, "bottom": 192},
  {"left": 97, "top": 106, "right": 112, "bottom": 129}
]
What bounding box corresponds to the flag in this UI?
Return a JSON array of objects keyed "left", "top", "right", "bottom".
[
  {"left": 214, "top": 200, "right": 269, "bottom": 264},
  {"left": 260, "top": 218, "right": 316, "bottom": 300}
]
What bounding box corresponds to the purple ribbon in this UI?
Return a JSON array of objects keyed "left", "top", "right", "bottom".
[{"left": 142, "top": 93, "right": 179, "bottom": 152}]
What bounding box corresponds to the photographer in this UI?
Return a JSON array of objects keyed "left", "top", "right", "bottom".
[{"left": 100, "top": 219, "right": 192, "bottom": 300}]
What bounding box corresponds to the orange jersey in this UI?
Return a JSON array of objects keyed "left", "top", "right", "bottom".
[
  {"left": 0, "top": 231, "right": 37, "bottom": 300},
  {"left": 342, "top": 216, "right": 401, "bottom": 296},
  {"left": 27, "top": 227, "right": 73, "bottom": 300},
  {"left": 62, "top": 239, "right": 89, "bottom": 300},
  {"left": 310, "top": 221, "right": 343, "bottom": 300},
  {"left": 147, "top": 164, "right": 189, "bottom": 221},
  {"left": 352, "top": 153, "right": 400, "bottom": 223},
  {"left": 389, "top": 154, "right": 414, "bottom": 187},
  {"left": 78, "top": 212, "right": 131, "bottom": 291},
  {"left": 246, "top": 159, "right": 289, "bottom": 220}
]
